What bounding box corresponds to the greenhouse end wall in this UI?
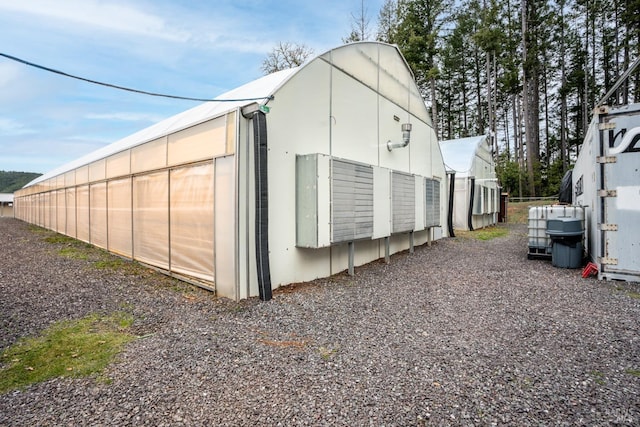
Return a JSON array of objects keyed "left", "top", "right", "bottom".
[{"left": 14, "top": 111, "right": 238, "bottom": 296}]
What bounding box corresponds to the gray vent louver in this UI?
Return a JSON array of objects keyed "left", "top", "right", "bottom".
[
  {"left": 331, "top": 159, "right": 374, "bottom": 243},
  {"left": 425, "top": 178, "right": 440, "bottom": 227},
  {"left": 392, "top": 171, "right": 415, "bottom": 233}
]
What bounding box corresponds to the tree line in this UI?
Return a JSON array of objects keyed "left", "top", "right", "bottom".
[
  {"left": 265, "top": 0, "right": 640, "bottom": 198},
  {"left": 0, "top": 171, "right": 42, "bottom": 193}
]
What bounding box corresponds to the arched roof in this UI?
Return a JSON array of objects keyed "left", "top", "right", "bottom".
[
  {"left": 26, "top": 42, "right": 428, "bottom": 187},
  {"left": 439, "top": 135, "right": 490, "bottom": 177}
]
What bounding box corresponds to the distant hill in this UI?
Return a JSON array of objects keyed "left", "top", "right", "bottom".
[{"left": 0, "top": 171, "right": 42, "bottom": 193}]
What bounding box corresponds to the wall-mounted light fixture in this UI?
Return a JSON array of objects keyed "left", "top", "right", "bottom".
[{"left": 387, "top": 123, "right": 412, "bottom": 151}]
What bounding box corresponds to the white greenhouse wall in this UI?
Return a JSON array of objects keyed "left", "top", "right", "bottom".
[
  {"left": 15, "top": 42, "right": 448, "bottom": 301},
  {"left": 263, "top": 44, "right": 445, "bottom": 292}
]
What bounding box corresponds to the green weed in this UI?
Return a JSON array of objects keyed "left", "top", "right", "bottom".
[{"left": 0, "top": 312, "right": 135, "bottom": 394}]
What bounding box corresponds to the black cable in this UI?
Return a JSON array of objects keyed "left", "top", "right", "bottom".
[{"left": 0, "top": 52, "right": 273, "bottom": 103}]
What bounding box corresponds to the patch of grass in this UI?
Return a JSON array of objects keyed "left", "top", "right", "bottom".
[
  {"left": 625, "top": 369, "right": 640, "bottom": 377},
  {"left": 318, "top": 345, "right": 339, "bottom": 360},
  {"left": 626, "top": 292, "right": 640, "bottom": 300},
  {"left": 590, "top": 370, "right": 606, "bottom": 385},
  {"left": 0, "top": 312, "right": 135, "bottom": 394},
  {"left": 27, "top": 224, "right": 48, "bottom": 234},
  {"left": 94, "top": 258, "right": 126, "bottom": 269},
  {"left": 58, "top": 246, "right": 90, "bottom": 260},
  {"left": 455, "top": 226, "right": 509, "bottom": 241},
  {"left": 476, "top": 226, "right": 509, "bottom": 240},
  {"left": 507, "top": 200, "right": 554, "bottom": 224},
  {"left": 44, "top": 234, "right": 78, "bottom": 245}
]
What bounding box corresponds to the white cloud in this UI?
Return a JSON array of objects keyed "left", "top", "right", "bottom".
[
  {"left": 0, "top": 118, "right": 35, "bottom": 135},
  {"left": 0, "top": 0, "right": 190, "bottom": 42},
  {"left": 0, "top": 62, "right": 21, "bottom": 87}
]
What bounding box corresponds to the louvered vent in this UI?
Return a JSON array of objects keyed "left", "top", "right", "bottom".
[
  {"left": 331, "top": 159, "right": 374, "bottom": 243},
  {"left": 425, "top": 178, "right": 441, "bottom": 227},
  {"left": 392, "top": 171, "right": 415, "bottom": 233}
]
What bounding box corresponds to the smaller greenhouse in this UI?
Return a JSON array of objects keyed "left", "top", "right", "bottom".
[
  {"left": 0, "top": 193, "right": 13, "bottom": 217},
  {"left": 439, "top": 135, "right": 499, "bottom": 231}
]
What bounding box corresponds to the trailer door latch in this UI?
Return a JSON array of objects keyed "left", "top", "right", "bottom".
[
  {"left": 599, "top": 223, "right": 618, "bottom": 231},
  {"left": 596, "top": 156, "right": 617, "bottom": 163},
  {"left": 599, "top": 189, "right": 617, "bottom": 197}
]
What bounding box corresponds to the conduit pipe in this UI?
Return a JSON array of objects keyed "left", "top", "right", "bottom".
[
  {"left": 242, "top": 103, "right": 273, "bottom": 301},
  {"left": 387, "top": 123, "right": 412, "bottom": 151},
  {"left": 447, "top": 171, "right": 455, "bottom": 237},
  {"left": 467, "top": 177, "right": 476, "bottom": 231}
]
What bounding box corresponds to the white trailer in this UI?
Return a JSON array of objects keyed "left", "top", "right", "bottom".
[{"left": 572, "top": 103, "right": 640, "bottom": 282}]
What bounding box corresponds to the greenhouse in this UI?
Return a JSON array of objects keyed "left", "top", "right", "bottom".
[
  {"left": 15, "top": 42, "right": 447, "bottom": 300},
  {"left": 439, "top": 135, "right": 499, "bottom": 231}
]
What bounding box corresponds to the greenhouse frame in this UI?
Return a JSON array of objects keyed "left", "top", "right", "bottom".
[{"left": 15, "top": 42, "right": 448, "bottom": 300}]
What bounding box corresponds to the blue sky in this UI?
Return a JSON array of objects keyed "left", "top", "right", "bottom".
[{"left": 0, "top": 0, "right": 384, "bottom": 174}]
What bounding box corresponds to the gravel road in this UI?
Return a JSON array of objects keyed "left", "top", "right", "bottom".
[{"left": 1, "top": 217, "right": 639, "bottom": 426}]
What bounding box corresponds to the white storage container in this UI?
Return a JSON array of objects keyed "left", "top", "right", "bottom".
[{"left": 527, "top": 205, "right": 584, "bottom": 258}]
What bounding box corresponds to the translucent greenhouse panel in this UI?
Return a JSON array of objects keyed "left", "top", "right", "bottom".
[
  {"left": 168, "top": 117, "right": 226, "bottom": 166},
  {"left": 76, "top": 185, "right": 90, "bottom": 243},
  {"left": 378, "top": 58, "right": 410, "bottom": 112},
  {"left": 226, "top": 111, "right": 236, "bottom": 154},
  {"left": 133, "top": 171, "right": 169, "bottom": 270},
  {"left": 322, "top": 42, "right": 379, "bottom": 95},
  {"left": 42, "top": 192, "right": 50, "bottom": 229},
  {"left": 106, "top": 150, "right": 131, "bottom": 179},
  {"left": 76, "top": 165, "right": 89, "bottom": 185},
  {"left": 30, "top": 195, "right": 37, "bottom": 224},
  {"left": 66, "top": 188, "right": 76, "bottom": 238},
  {"left": 90, "top": 182, "right": 108, "bottom": 249},
  {"left": 409, "top": 88, "right": 431, "bottom": 125},
  {"left": 65, "top": 170, "right": 75, "bottom": 187},
  {"left": 214, "top": 156, "right": 236, "bottom": 299},
  {"left": 56, "top": 189, "right": 66, "bottom": 234},
  {"left": 169, "top": 163, "right": 215, "bottom": 281},
  {"left": 25, "top": 196, "right": 31, "bottom": 223},
  {"left": 89, "top": 159, "right": 106, "bottom": 183},
  {"left": 50, "top": 192, "right": 58, "bottom": 231},
  {"left": 107, "top": 178, "right": 132, "bottom": 258},
  {"left": 36, "top": 193, "right": 42, "bottom": 227},
  {"left": 131, "top": 137, "right": 167, "bottom": 174}
]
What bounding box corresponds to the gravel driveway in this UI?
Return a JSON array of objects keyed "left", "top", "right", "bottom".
[{"left": 1, "top": 217, "right": 639, "bottom": 426}]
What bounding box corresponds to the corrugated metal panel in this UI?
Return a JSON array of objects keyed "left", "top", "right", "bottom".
[
  {"left": 392, "top": 171, "right": 415, "bottom": 233},
  {"left": 331, "top": 159, "right": 374, "bottom": 243},
  {"left": 425, "top": 178, "right": 441, "bottom": 227}
]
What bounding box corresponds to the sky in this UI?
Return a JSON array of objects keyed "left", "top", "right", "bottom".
[{"left": 0, "top": 0, "right": 385, "bottom": 174}]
